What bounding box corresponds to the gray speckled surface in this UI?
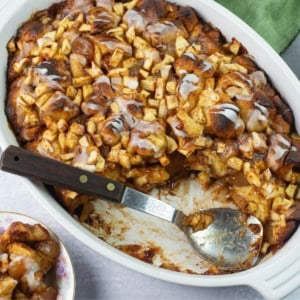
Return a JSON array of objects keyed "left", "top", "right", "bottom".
[
  {"left": 1, "top": 20, "right": 299, "bottom": 300},
  {"left": 282, "top": 33, "right": 300, "bottom": 79}
]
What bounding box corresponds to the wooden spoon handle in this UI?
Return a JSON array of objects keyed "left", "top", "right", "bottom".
[{"left": 0, "top": 146, "right": 125, "bottom": 203}]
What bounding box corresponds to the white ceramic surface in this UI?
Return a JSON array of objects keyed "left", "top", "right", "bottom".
[
  {"left": 1, "top": 1, "right": 300, "bottom": 299},
  {"left": 0, "top": 211, "right": 75, "bottom": 300}
]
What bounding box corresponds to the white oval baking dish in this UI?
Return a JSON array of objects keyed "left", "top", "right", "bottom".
[{"left": 0, "top": 0, "right": 300, "bottom": 299}]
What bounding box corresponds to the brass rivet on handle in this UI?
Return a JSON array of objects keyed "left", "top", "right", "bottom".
[
  {"left": 79, "top": 175, "right": 88, "bottom": 184},
  {"left": 107, "top": 182, "right": 116, "bottom": 192}
]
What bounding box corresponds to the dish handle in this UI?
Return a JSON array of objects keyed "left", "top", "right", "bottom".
[{"left": 242, "top": 236, "right": 300, "bottom": 300}]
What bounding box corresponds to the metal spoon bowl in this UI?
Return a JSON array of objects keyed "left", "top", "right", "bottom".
[
  {"left": 182, "top": 208, "right": 263, "bottom": 270},
  {"left": 0, "top": 146, "right": 263, "bottom": 271}
]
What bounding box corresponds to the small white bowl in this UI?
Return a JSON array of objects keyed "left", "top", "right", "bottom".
[{"left": 0, "top": 211, "right": 75, "bottom": 300}]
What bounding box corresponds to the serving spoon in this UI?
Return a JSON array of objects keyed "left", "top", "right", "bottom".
[{"left": 0, "top": 146, "right": 263, "bottom": 271}]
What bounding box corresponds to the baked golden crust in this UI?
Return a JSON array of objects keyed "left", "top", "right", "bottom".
[{"left": 5, "top": 0, "right": 300, "bottom": 263}]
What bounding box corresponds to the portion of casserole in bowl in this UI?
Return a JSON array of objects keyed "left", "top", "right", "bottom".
[
  {"left": 5, "top": 0, "right": 300, "bottom": 273},
  {"left": 0, "top": 212, "right": 75, "bottom": 300}
]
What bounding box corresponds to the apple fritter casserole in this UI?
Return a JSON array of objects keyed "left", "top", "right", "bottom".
[{"left": 5, "top": 0, "right": 300, "bottom": 263}]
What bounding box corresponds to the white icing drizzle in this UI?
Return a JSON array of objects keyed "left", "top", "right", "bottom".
[
  {"left": 273, "top": 144, "right": 289, "bottom": 161},
  {"left": 93, "top": 11, "right": 113, "bottom": 24},
  {"left": 71, "top": 0, "right": 93, "bottom": 13},
  {"left": 177, "top": 69, "right": 188, "bottom": 76},
  {"left": 277, "top": 134, "right": 291, "bottom": 147},
  {"left": 179, "top": 74, "right": 200, "bottom": 100},
  {"left": 96, "top": 75, "right": 111, "bottom": 85},
  {"left": 255, "top": 102, "right": 269, "bottom": 115},
  {"left": 73, "top": 146, "right": 97, "bottom": 172},
  {"left": 212, "top": 103, "right": 242, "bottom": 129},
  {"left": 129, "top": 120, "right": 165, "bottom": 157},
  {"left": 0, "top": 253, "right": 8, "bottom": 260},
  {"left": 95, "top": 0, "right": 113, "bottom": 10},
  {"left": 130, "top": 136, "right": 160, "bottom": 156},
  {"left": 247, "top": 110, "right": 263, "bottom": 131},
  {"left": 9, "top": 256, "right": 41, "bottom": 291},
  {"left": 250, "top": 71, "right": 267, "bottom": 87},
  {"left": 201, "top": 60, "right": 213, "bottom": 72},
  {"left": 234, "top": 93, "right": 253, "bottom": 101},
  {"left": 168, "top": 116, "right": 187, "bottom": 138},
  {"left": 34, "top": 65, "right": 63, "bottom": 90},
  {"left": 115, "top": 97, "right": 143, "bottom": 127},
  {"left": 267, "top": 134, "right": 291, "bottom": 171},
  {"left": 36, "top": 67, "right": 61, "bottom": 81},
  {"left": 37, "top": 38, "right": 46, "bottom": 48},
  {"left": 146, "top": 21, "right": 178, "bottom": 43},
  {"left": 183, "top": 52, "right": 197, "bottom": 60},
  {"left": 123, "top": 10, "right": 147, "bottom": 32},
  {"left": 74, "top": 53, "right": 87, "bottom": 65},
  {"left": 116, "top": 97, "right": 143, "bottom": 113},
  {"left": 266, "top": 183, "right": 273, "bottom": 194},
  {"left": 109, "top": 114, "right": 127, "bottom": 133},
  {"left": 22, "top": 42, "right": 35, "bottom": 57},
  {"left": 125, "top": 78, "right": 139, "bottom": 90},
  {"left": 133, "top": 119, "right": 162, "bottom": 133},
  {"left": 246, "top": 103, "right": 269, "bottom": 131},
  {"left": 39, "top": 91, "right": 77, "bottom": 116},
  {"left": 97, "top": 39, "right": 132, "bottom": 55},
  {"left": 225, "top": 86, "right": 253, "bottom": 101},
  {"left": 0, "top": 253, "right": 8, "bottom": 272},
  {"left": 85, "top": 102, "right": 103, "bottom": 112},
  {"left": 235, "top": 72, "right": 253, "bottom": 87}
]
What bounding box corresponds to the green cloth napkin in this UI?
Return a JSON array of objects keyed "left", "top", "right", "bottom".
[{"left": 215, "top": 0, "right": 300, "bottom": 53}]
